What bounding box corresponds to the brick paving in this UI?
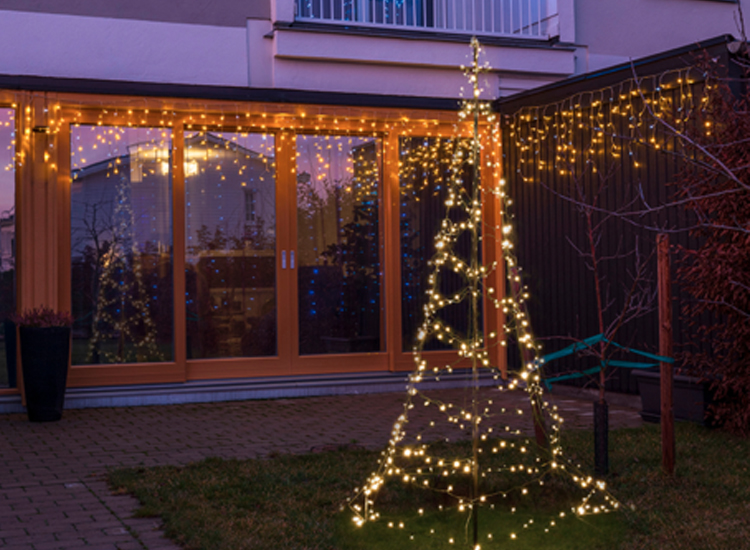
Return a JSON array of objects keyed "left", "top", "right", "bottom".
[{"left": 0, "top": 387, "right": 642, "bottom": 549}]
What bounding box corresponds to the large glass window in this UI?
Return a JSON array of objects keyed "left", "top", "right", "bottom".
[
  {"left": 0, "top": 108, "right": 15, "bottom": 388},
  {"left": 184, "top": 131, "right": 276, "bottom": 358},
  {"left": 71, "top": 126, "right": 173, "bottom": 364},
  {"left": 399, "top": 136, "right": 479, "bottom": 351},
  {"left": 296, "top": 135, "right": 383, "bottom": 355}
]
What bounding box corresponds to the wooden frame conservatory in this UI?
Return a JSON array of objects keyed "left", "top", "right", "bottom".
[{"left": 0, "top": 83, "right": 505, "bottom": 398}]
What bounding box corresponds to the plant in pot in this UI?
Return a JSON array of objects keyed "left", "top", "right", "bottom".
[{"left": 11, "top": 306, "right": 74, "bottom": 422}]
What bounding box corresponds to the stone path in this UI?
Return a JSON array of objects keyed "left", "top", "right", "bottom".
[{"left": 0, "top": 388, "right": 642, "bottom": 549}]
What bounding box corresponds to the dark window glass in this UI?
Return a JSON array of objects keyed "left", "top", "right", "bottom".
[
  {"left": 296, "top": 134, "right": 383, "bottom": 355},
  {"left": 399, "top": 136, "right": 481, "bottom": 351},
  {"left": 184, "top": 131, "right": 277, "bottom": 359},
  {"left": 0, "top": 108, "right": 15, "bottom": 387},
  {"left": 71, "top": 126, "right": 173, "bottom": 364}
]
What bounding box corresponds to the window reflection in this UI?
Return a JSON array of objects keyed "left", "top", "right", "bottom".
[
  {"left": 184, "top": 132, "right": 276, "bottom": 359},
  {"left": 399, "top": 136, "right": 480, "bottom": 351},
  {"left": 296, "top": 134, "right": 382, "bottom": 355},
  {"left": 70, "top": 126, "right": 173, "bottom": 364},
  {"left": 0, "top": 108, "right": 15, "bottom": 387}
]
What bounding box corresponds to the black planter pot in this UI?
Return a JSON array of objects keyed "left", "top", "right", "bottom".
[
  {"left": 633, "top": 370, "right": 713, "bottom": 425},
  {"left": 19, "top": 326, "right": 71, "bottom": 422}
]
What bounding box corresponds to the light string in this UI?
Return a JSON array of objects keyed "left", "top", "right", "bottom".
[
  {"left": 349, "top": 38, "right": 619, "bottom": 549},
  {"left": 504, "top": 65, "right": 709, "bottom": 201},
  {"left": 81, "top": 129, "right": 167, "bottom": 364}
]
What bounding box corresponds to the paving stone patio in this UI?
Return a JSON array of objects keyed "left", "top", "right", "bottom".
[{"left": 0, "top": 388, "right": 642, "bottom": 549}]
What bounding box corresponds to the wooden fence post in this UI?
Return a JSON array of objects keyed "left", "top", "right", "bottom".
[{"left": 658, "top": 234, "right": 675, "bottom": 475}]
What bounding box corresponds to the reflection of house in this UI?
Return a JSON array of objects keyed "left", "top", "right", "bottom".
[
  {"left": 71, "top": 151, "right": 172, "bottom": 257},
  {"left": 184, "top": 132, "right": 275, "bottom": 252},
  {"left": 71, "top": 133, "right": 275, "bottom": 258},
  {"left": 182, "top": 133, "right": 277, "bottom": 358},
  {"left": 0, "top": 0, "right": 747, "bottom": 405}
]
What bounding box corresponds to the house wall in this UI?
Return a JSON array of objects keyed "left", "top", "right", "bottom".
[
  {"left": 0, "top": 10, "right": 249, "bottom": 87},
  {"left": 1, "top": 1, "right": 745, "bottom": 99},
  {"left": 268, "top": 29, "right": 576, "bottom": 97},
  {"left": 0, "top": 0, "right": 269, "bottom": 26},
  {"left": 0, "top": 2, "right": 579, "bottom": 99},
  {"left": 575, "top": 0, "right": 747, "bottom": 73}
]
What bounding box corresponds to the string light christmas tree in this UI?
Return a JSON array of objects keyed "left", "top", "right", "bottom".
[
  {"left": 349, "top": 39, "right": 619, "bottom": 548},
  {"left": 88, "top": 169, "right": 164, "bottom": 364}
]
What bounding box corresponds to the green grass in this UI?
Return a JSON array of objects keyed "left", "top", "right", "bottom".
[
  {"left": 108, "top": 423, "right": 750, "bottom": 550},
  {"left": 336, "top": 506, "right": 626, "bottom": 550}
]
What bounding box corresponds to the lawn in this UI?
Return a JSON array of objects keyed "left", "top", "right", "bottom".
[{"left": 108, "top": 423, "right": 750, "bottom": 550}]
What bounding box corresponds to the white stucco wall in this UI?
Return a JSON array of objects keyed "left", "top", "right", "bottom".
[
  {"left": 0, "top": 4, "right": 581, "bottom": 99},
  {"left": 0, "top": 10, "right": 248, "bottom": 86},
  {"left": 575, "top": 0, "right": 747, "bottom": 73},
  {"left": 1, "top": 1, "right": 745, "bottom": 99},
  {"left": 269, "top": 30, "right": 576, "bottom": 98}
]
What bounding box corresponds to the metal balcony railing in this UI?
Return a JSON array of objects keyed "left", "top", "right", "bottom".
[{"left": 295, "top": 0, "right": 558, "bottom": 39}]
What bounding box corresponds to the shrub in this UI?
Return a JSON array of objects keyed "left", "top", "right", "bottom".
[
  {"left": 10, "top": 306, "right": 75, "bottom": 328},
  {"left": 676, "top": 56, "right": 750, "bottom": 435}
]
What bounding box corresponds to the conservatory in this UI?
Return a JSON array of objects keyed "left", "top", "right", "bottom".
[{"left": 0, "top": 86, "right": 506, "bottom": 399}]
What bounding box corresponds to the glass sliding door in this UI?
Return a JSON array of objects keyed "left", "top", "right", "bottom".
[
  {"left": 0, "top": 108, "right": 15, "bottom": 388},
  {"left": 295, "top": 134, "right": 383, "bottom": 355},
  {"left": 184, "top": 131, "right": 277, "bottom": 358},
  {"left": 399, "top": 136, "right": 480, "bottom": 351},
  {"left": 70, "top": 126, "right": 173, "bottom": 364}
]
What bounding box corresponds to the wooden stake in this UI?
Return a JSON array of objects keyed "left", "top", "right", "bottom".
[{"left": 657, "top": 234, "right": 675, "bottom": 475}]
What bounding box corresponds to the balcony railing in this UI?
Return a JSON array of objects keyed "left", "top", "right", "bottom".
[{"left": 295, "top": 0, "right": 558, "bottom": 39}]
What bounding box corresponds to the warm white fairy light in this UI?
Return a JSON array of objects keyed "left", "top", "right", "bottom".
[
  {"left": 1, "top": 41, "right": 695, "bottom": 544},
  {"left": 349, "top": 38, "right": 620, "bottom": 547},
  {"left": 506, "top": 66, "right": 708, "bottom": 188}
]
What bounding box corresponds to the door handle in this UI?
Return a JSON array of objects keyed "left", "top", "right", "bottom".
[
  {"left": 281, "top": 250, "right": 286, "bottom": 269},
  {"left": 290, "top": 250, "right": 295, "bottom": 269}
]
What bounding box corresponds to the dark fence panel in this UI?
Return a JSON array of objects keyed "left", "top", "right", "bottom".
[{"left": 499, "top": 69, "right": 713, "bottom": 394}]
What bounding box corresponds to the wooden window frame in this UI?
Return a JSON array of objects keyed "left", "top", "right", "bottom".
[{"left": 2, "top": 90, "right": 504, "bottom": 391}]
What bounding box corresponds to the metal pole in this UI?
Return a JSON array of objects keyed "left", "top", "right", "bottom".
[{"left": 658, "top": 233, "right": 675, "bottom": 475}]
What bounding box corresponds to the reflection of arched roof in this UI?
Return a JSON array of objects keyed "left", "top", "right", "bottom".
[
  {"left": 71, "top": 155, "right": 130, "bottom": 181},
  {"left": 72, "top": 133, "right": 274, "bottom": 181},
  {"left": 0, "top": 205, "right": 14, "bottom": 222},
  {"left": 184, "top": 132, "right": 274, "bottom": 163}
]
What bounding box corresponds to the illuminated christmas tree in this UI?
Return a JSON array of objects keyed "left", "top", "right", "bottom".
[
  {"left": 349, "top": 39, "right": 619, "bottom": 548},
  {"left": 88, "top": 171, "right": 163, "bottom": 364}
]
